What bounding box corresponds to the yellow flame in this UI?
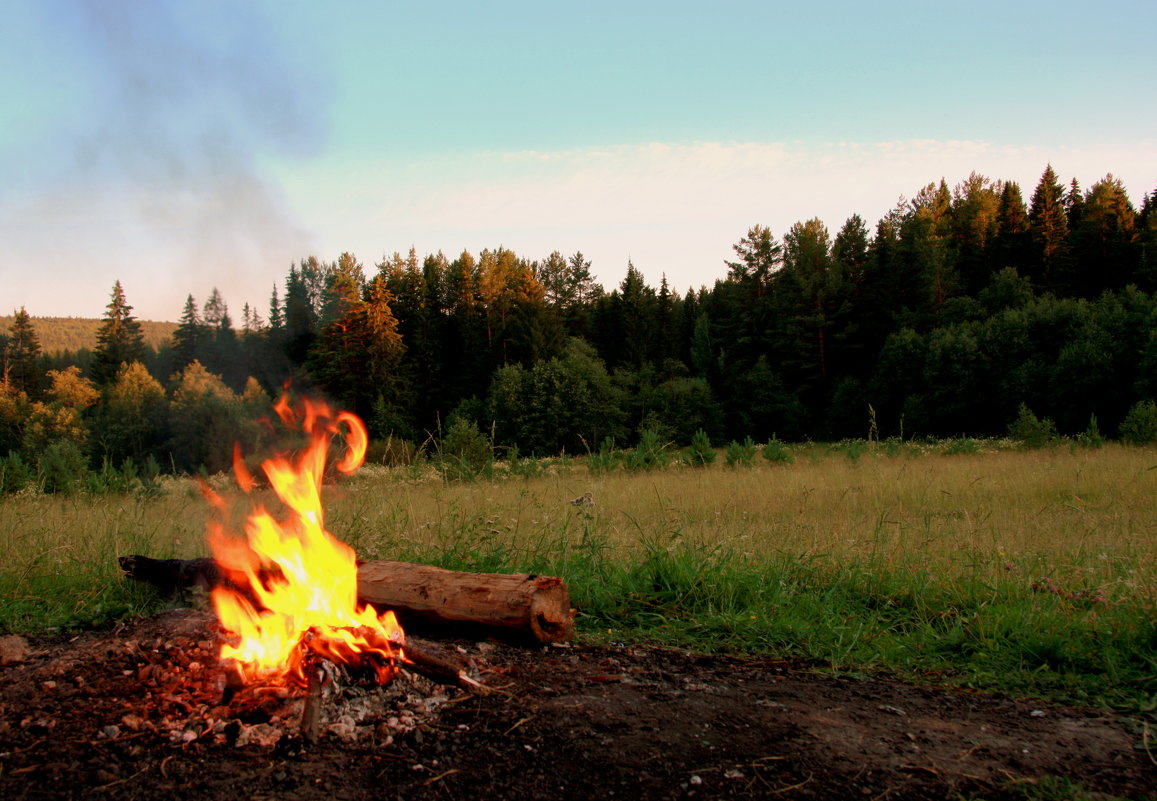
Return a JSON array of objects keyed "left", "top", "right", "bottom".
[{"left": 208, "top": 395, "right": 402, "bottom": 685}]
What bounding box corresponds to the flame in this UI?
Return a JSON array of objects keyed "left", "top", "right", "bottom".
[{"left": 206, "top": 394, "right": 403, "bottom": 686}]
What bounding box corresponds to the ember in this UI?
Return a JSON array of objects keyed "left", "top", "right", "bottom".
[{"left": 202, "top": 394, "right": 404, "bottom": 688}]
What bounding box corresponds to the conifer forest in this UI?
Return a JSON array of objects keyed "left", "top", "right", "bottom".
[{"left": 3, "top": 166, "right": 1157, "bottom": 485}]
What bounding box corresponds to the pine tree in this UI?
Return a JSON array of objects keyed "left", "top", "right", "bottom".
[
  {"left": 171, "top": 294, "right": 205, "bottom": 372},
  {"left": 992, "top": 181, "right": 1031, "bottom": 275},
  {"left": 1028, "top": 165, "right": 1070, "bottom": 293},
  {"left": 4, "top": 307, "right": 45, "bottom": 398},
  {"left": 267, "top": 284, "right": 284, "bottom": 330},
  {"left": 92, "top": 281, "right": 146, "bottom": 386},
  {"left": 1072, "top": 174, "right": 1139, "bottom": 294}
]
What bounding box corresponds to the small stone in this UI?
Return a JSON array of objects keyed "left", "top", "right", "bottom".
[
  {"left": 689, "top": 775, "right": 703, "bottom": 786},
  {"left": 99, "top": 725, "right": 121, "bottom": 740},
  {"left": 0, "top": 635, "right": 29, "bottom": 666},
  {"left": 1030, "top": 709, "right": 1046, "bottom": 718}
]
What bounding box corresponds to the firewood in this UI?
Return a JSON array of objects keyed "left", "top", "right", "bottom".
[{"left": 118, "top": 554, "right": 575, "bottom": 644}]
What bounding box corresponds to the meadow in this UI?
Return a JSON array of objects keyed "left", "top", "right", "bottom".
[{"left": 2, "top": 440, "right": 1155, "bottom": 713}]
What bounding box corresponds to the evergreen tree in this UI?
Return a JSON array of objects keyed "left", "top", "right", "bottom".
[
  {"left": 899, "top": 180, "right": 956, "bottom": 323},
  {"left": 724, "top": 224, "right": 784, "bottom": 367},
  {"left": 950, "top": 172, "right": 1001, "bottom": 294},
  {"left": 1072, "top": 174, "right": 1139, "bottom": 294},
  {"left": 267, "top": 284, "right": 285, "bottom": 331},
  {"left": 4, "top": 307, "right": 45, "bottom": 398},
  {"left": 992, "top": 181, "right": 1031, "bottom": 274},
  {"left": 1028, "top": 165, "right": 1071, "bottom": 294},
  {"left": 171, "top": 294, "right": 205, "bottom": 372},
  {"left": 92, "top": 281, "right": 146, "bottom": 386}
]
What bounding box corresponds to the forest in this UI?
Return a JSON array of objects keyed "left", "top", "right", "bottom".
[{"left": 2, "top": 165, "right": 1157, "bottom": 487}]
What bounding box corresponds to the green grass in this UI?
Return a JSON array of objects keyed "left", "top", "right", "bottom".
[{"left": 2, "top": 442, "right": 1155, "bottom": 714}]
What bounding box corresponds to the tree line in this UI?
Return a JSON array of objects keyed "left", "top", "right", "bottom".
[{"left": 2, "top": 165, "right": 1156, "bottom": 486}]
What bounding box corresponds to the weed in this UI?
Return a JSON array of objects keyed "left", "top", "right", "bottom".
[{"left": 943, "top": 437, "right": 982, "bottom": 455}]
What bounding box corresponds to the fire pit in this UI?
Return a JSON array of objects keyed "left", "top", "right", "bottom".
[{"left": 119, "top": 394, "right": 561, "bottom": 743}]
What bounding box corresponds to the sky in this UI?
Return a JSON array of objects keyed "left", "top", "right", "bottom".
[{"left": 2, "top": 0, "right": 1155, "bottom": 322}]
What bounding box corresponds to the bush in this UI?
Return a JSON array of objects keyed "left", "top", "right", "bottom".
[
  {"left": 943, "top": 437, "right": 981, "bottom": 455},
  {"left": 684, "top": 429, "right": 716, "bottom": 467},
  {"left": 0, "top": 453, "right": 35, "bottom": 494},
  {"left": 438, "top": 416, "right": 492, "bottom": 480},
  {"left": 843, "top": 439, "right": 866, "bottom": 464},
  {"left": 1076, "top": 414, "right": 1105, "bottom": 449},
  {"left": 761, "top": 437, "right": 794, "bottom": 464},
  {"left": 586, "top": 436, "right": 619, "bottom": 474},
  {"left": 1119, "top": 400, "right": 1157, "bottom": 445},
  {"left": 1008, "top": 403, "right": 1058, "bottom": 448},
  {"left": 37, "top": 440, "right": 91, "bottom": 494},
  {"left": 623, "top": 428, "right": 671, "bottom": 472},
  {"left": 725, "top": 436, "right": 758, "bottom": 468}
]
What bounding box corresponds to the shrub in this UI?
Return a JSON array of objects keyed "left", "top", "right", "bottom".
[
  {"left": 943, "top": 437, "right": 981, "bottom": 455},
  {"left": 1119, "top": 400, "right": 1157, "bottom": 445},
  {"left": 623, "top": 428, "right": 671, "bottom": 472},
  {"left": 1075, "top": 414, "right": 1105, "bottom": 449},
  {"left": 1008, "top": 403, "right": 1058, "bottom": 448},
  {"left": 438, "top": 416, "right": 492, "bottom": 480},
  {"left": 0, "top": 453, "right": 35, "bottom": 494},
  {"left": 844, "top": 439, "right": 866, "bottom": 464},
  {"left": 587, "top": 436, "right": 619, "bottom": 474},
  {"left": 725, "top": 436, "right": 758, "bottom": 468},
  {"left": 37, "top": 440, "right": 91, "bottom": 494},
  {"left": 684, "top": 429, "right": 716, "bottom": 467},
  {"left": 761, "top": 436, "right": 794, "bottom": 464}
]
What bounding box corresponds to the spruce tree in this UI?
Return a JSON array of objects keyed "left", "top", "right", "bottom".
[
  {"left": 171, "top": 294, "right": 205, "bottom": 372},
  {"left": 1028, "top": 165, "right": 1070, "bottom": 293},
  {"left": 4, "top": 307, "right": 45, "bottom": 397},
  {"left": 92, "top": 281, "right": 146, "bottom": 386}
]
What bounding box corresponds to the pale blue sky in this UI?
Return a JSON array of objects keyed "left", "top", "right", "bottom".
[{"left": 2, "top": 0, "right": 1155, "bottom": 321}]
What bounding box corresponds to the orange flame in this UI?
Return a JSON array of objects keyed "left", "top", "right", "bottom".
[{"left": 206, "top": 394, "right": 403, "bottom": 686}]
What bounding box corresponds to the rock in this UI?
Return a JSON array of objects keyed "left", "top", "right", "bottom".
[{"left": 0, "top": 635, "right": 30, "bottom": 666}]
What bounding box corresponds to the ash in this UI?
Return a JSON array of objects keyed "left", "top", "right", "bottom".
[{"left": 94, "top": 610, "right": 456, "bottom": 750}]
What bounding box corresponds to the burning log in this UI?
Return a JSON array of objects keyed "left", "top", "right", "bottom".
[{"left": 118, "top": 554, "right": 575, "bottom": 644}]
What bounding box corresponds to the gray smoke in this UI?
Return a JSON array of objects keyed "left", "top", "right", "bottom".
[{"left": 6, "top": 0, "right": 329, "bottom": 319}]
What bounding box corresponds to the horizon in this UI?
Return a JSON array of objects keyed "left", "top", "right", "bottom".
[{"left": 2, "top": 1, "right": 1155, "bottom": 321}]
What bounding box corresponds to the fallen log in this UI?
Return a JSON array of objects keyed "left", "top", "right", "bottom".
[{"left": 118, "top": 554, "right": 575, "bottom": 644}]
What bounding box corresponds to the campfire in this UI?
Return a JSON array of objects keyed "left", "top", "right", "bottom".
[
  {"left": 203, "top": 394, "right": 405, "bottom": 690},
  {"left": 119, "top": 392, "right": 574, "bottom": 744}
]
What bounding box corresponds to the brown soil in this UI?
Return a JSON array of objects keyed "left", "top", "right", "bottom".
[{"left": 1, "top": 610, "right": 1153, "bottom": 800}]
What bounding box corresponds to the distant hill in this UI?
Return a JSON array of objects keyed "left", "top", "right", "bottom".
[{"left": 0, "top": 316, "right": 178, "bottom": 354}]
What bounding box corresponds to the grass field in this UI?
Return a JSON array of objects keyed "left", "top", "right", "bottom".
[{"left": 2, "top": 441, "right": 1155, "bottom": 712}]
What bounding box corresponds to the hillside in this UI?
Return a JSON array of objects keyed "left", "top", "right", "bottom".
[{"left": 0, "top": 315, "right": 177, "bottom": 354}]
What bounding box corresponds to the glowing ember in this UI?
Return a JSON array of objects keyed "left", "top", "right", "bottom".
[{"left": 204, "top": 394, "right": 404, "bottom": 686}]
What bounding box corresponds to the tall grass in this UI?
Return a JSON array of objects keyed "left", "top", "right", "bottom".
[{"left": 3, "top": 443, "right": 1154, "bottom": 710}]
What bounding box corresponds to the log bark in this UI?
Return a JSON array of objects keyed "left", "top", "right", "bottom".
[{"left": 118, "top": 555, "right": 575, "bottom": 644}]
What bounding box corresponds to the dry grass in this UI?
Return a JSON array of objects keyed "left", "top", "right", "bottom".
[
  {"left": 334, "top": 444, "right": 1157, "bottom": 602},
  {"left": 3, "top": 442, "right": 1155, "bottom": 707}
]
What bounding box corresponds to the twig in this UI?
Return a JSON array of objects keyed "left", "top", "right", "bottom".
[
  {"left": 769, "top": 773, "right": 812, "bottom": 795},
  {"left": 93, "top": 768, "right": 149, "bottom": 791},
  {"left": 301, "top": 660, "right": 325, "bottom": 744},
  {"left": 421, "top": 768, "right": 461, "bottom": 786},
  {"left": 503, "top": 717, "right": 533, "bottom": 736}
]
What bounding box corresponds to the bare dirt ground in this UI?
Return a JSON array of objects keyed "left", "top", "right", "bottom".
[{"left": 1, "top": 609, "right": 1154, "bottom": 800}]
